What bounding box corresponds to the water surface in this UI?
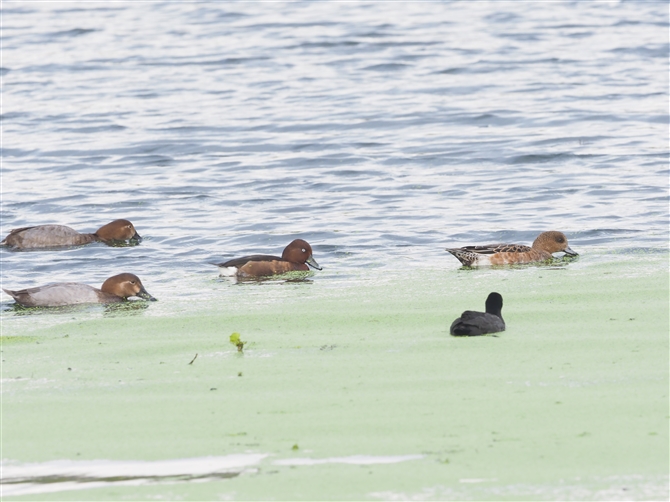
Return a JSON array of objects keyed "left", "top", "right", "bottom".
[
  {"left": 1, "top": 3, "right": 668, "bottom": 500},
  {"left": 2, "top": 2, "right": 667, "bottom": 304}
]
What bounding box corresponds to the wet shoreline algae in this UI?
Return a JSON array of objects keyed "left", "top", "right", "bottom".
[{"left": 2, "top": 252, "right": 668, "bottom": 500}]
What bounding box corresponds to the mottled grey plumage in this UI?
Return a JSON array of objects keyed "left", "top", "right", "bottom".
[
  {"left": 450, "top": 292, "right": 505, "bottom": 336},
  {"left": 1, "top": 225, "right": 96, "bottom": 249},
  {"left": 3, "top": 273, "right": 156, "bottom": 307},
  {"left": 1, "top": 219, "right": 142, "bottom": 250},
  {"left": 3, "top": 283, "right": 122, "bottom": 307}
]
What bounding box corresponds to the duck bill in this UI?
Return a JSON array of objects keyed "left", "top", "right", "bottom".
[
  {"left": 564, "top": 246, "right": 578, "bottom": 256},
  {"left": 131, "top": 232, "right": 143, "bottom": 244},
  {"left": 306, "top": 255, "right": 322, "bottom": 270},
  {"left": 137, "top": 286, "right": 157, "bottom": 301}
]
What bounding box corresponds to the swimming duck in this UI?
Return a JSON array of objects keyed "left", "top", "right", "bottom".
[
  {"left": 216, "top": 239, "right": 322, "bottom": 278},
  {"left": 3, "top": 273, "right": 157, "bottom": 307},
  {"left": 450, "top": 292, "right": 505, "bottom": 336},
  {"left": 1, "top": 219, "right": 142, "bottom": 250},
  {"left": 446, "top": 231, "right": 578, "bottom": 266}
]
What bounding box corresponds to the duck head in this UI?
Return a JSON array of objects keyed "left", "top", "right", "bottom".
[
  {"left": 95, "top": 219, "right": 142, "bottom": 244},
  {"left": 282, "top": 239, "right": 322, "bottom": 270},
  {"left": 532, "top": 231, "right": 578, "bottom": 256},
  {"left": 101, "top": 273, "right": 157, "bottom": 301}
]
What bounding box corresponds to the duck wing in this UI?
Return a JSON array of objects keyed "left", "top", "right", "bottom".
[
  {"left": 3, "top": 283, "right": 102, "bottom": 307},
  {"left": 217, "top": 254, "right": 283, "bottom": 268},
  {"left": 2, "top": 225, "right": 92, "bottom": 249},
  {"left": 1, "top": 226, "right": 37, "bottom": 246},
  {"left": 460, "top": 243, "right": 532, "bottom": 255},
  {"left": 7, "top": 226, "right": 38, "bottom": 235}
]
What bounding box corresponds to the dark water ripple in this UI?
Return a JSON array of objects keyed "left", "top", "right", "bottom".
[{"left": 1, "top": 2, "right": 668, "bottom": 316}]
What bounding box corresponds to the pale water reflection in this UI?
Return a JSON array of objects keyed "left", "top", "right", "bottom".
[{"left": 2, "top": 454, "right": 424, "bottom": 497}]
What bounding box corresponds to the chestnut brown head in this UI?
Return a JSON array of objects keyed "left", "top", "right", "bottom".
[
  {"left": 532, "top": 231, "right": 577, "bottom": 256},
  {"left": 95, "top": 219, "right": 142, "bottom": 244},
  {"left": 100, "top": 273, "right": 156, "bottom": 301},
  {"left": 281, "top": 239, "right": 322, "bottom": 270}
]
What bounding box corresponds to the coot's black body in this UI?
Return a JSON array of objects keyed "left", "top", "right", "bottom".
[{"left": 450, "top": 292, "right": 505, "bottom": 336}]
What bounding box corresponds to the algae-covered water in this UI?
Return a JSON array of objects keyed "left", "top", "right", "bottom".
[
  {"left": 2, "top": 2, "right": 669, "bottom": 500},
  {"left": 2, "top": 251, "right": 668, "bottom": 500}
]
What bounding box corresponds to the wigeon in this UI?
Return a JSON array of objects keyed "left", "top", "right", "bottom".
[
  {"left": 3, "top": 273, "right": 156, "bottom": 307},
  {"left": 450, "top": 292, "right": 505, "bottom": 336},
  {"left": 446, "top": 231, "right": 578, "bottom": 266},
  {"left": 1, "top": 219, "right": 142, "bottom": 250},
  {"left": 216, "top": 239, "right": 322, "bottom": 278}
]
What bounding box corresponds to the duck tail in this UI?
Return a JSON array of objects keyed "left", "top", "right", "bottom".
[{"left": 445, "top": 248, "right": 475, "bottom": 267}]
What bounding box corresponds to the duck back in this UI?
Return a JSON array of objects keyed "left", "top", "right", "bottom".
[
  {"left": 219, "top": 254, "right": 282, "bottom": 268},
  {"left": 3, "top": 283, "right": 120, "bottom": 307},
  {"left": 2, "top": 225, "right": 95, "bottom": 250}
]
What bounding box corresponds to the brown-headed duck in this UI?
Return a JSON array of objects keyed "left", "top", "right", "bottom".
[
  {"left": 3, "top": 273, "right": 157, "bottom": 307},
  {"left": 1, "top": 219, "right": 142, "bottom": 250},
  {"left": 446, "top": 231, "right": 578, "bottom": 266},
  {"left": 450, "top": 292, "right": 505, "bottom": 336},
  {"left": 216, "top": 239, "right": 322, "bottom": 278}
]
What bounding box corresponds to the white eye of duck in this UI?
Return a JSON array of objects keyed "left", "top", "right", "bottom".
[{"left": 301, "top": 248, "right": 306, "bottom": 253}]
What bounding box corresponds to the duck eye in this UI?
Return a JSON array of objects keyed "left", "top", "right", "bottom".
[
  {"left": 301, "top": 248, "right": 306, "bottom": 253},
  {"left": 130, "top": 281, "right": 136, "bottom": 284}
]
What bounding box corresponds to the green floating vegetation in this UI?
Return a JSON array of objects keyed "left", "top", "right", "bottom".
[{"left": 229, "top": 332, "right": 246, "bottom": 352}]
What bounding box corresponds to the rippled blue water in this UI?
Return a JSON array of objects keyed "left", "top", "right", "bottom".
[{"left": 2, "top": 2, "right": 668, "bottom": 316}]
